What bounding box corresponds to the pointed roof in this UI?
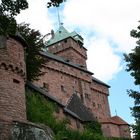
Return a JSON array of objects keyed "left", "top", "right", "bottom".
[
  {"left": 101, "top": 116, "right": 129, "bottom": 125},
  {"left": 64, "top": 93, "right": 95, "bottom": 122},
  {"left": 111, "top": 116, "right": 129, "bottom": 125},
  {"left": 46, "top": 26, "right": 83, "bottom": 47}
]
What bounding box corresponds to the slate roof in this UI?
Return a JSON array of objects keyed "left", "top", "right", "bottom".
[
  {"left": 40, "top": 51, "right": 93, "bottom": 75},
  {"left": 46, "top": 26, "right": 84, "bottom": 47},
  {"left": 92, "top": 77, "right": 110, "bottom": 88},
  {"left": 26, "top": 82, "right": 95, "bottom": 122},
  {"left": 65, "top": 93, "right": 95, "bottom": 122},
  {"left": 26, "top": 82, "right": 64, "bottom": 106}
]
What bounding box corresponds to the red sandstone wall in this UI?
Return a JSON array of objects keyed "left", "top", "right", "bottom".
[
  {"left": 34, "top": 58, "right": 92, "bottom": 105},
  {"left": 90, "top": 81, "right": 111, "bottom": 121},
  {"left": 47, "top": 38, "right": 87, "bottom": 67},
  {"left": 119, "top": 125, "right": 131, "bottom": 138},
  {"left": 54, "top": 107, "right": 84, "bottom": 131},
  {"left": 0, "top": 37, "right": 26, "bottom": 121}
]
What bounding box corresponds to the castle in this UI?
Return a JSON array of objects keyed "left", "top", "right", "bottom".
[{"left": 0, "top": 26, "right": 131, "bottom": 139}]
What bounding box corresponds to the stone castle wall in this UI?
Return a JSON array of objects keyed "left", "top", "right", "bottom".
[
  {"left": 47, "top": 38, "right": 87, "bottom": 67},
  {"left": 0, "top": 36, "right": 26, "bottom": 122},
  {"left": 0, "top": 36, "right": 131, "bottom": 139}
]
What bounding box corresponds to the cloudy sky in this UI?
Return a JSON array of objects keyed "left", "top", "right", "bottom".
[{"left": 16, "top": 0, "right": 140, "bottom": 124}]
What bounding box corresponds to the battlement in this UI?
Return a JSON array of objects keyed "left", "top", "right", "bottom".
[{"left": 0, "top": 36, "right": 27, "bottom": 122}]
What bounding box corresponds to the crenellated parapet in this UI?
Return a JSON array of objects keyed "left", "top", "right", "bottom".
[
  {"left": 0, "top": 62, "right": 26, "bottom": 79},
  {"left": 0, "top": 35, "right": 27, "bottom": 122}
]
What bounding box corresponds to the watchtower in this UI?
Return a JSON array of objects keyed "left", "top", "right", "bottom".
[
  {"left": 45, "top": 26, "right": 87, "bottom": 68},
  {"left": 0, "top": 35, "right": 27, "bottom": 122}
]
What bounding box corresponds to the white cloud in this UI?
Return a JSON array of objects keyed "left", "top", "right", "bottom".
[
  {"left": 13, "top": 0, "right": 140, "bottom": 82},
  {"left": 63, "top": 0, "right": 140, "bottom": 53},
  {"left": 16, "top": 0, "right": 52, "bottom": 35},
  {"left": 62, "top": 0, "right": 140, "bottom": 81},
  {"left": 87, "top": 38, "right": 122, "bottom": 82}
]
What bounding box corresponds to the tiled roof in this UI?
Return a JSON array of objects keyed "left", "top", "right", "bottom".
[
  {"left": 101, "top": 116, "right": 129, "bottom": 125},
  {"left": 40, "top": 51, "right": 93, "bottom": 75},
  {"left": 92, "top": 77, "right": 110, "bottom": 88},
  {"left": 65, "top": 93, "right": 95, "bottom": 122},
  {"left": 46, "top": 26, "right": 83, "bottom": 47},
  {"left": 111, "top": 116, "right": 129, "bottom": 125}
]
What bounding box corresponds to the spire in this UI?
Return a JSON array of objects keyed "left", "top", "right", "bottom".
[
  {"left": 115, "top": 109, "right": 118, "bottom": 116},
  {"left": 56, "top": 6, "right": 61, "bottom": 28}
]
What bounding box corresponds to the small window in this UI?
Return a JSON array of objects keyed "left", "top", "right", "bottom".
[
  {"left": 85, "top": 93, "right": 91, "bottom": 100},
  {"left": 43, "top": 82, "right": 49, "bottom": 91},
  {"left": 61, "top": 85, "right": 66, "bottom": 93},
  {"left": 64, "top": 39, "right": 67, "bottom": 43},
  {"left": 13, "top": 79, "right": 20, "bottom": 84}
]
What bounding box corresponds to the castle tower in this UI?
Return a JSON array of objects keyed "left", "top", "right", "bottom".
[
  {"left": 45, "top": 26, "right": 87, "bottom": 68},
  {"left": 0, "top": 35, "right": 27, "bottom": 122}
]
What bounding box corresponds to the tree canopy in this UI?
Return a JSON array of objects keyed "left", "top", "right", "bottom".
[
  {"left": 124, "top": 21, "right": 140, "bottom": 140},
  {"left": 0, "top": 0, "right": 65, "bottom": 81},
  {"left": 17, "top": 23, "right": 47, "bottom": 81},
  {"left": 47, "top": 0, "right": 66, "bottom": 8}
]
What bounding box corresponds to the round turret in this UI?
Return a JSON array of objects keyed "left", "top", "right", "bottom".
[{"left": 0, "top": 35, "right": 27, "bottom": 121}]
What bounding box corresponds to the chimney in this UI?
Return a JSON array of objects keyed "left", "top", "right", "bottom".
[{"left": 51, "top": 30, "right": 54, "bottom": 39}]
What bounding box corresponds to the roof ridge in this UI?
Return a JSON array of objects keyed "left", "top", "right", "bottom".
[{"left": 65, "top": 93, "right": 75, "bottom": 107}]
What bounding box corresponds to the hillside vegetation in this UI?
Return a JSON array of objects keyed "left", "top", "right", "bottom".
[{"left": 26, "top": 88, "right": 131, "bottom": 140}]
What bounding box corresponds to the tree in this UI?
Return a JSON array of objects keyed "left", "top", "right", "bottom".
[
  {"left": 0, "top": 0, "right": 28, "bottom": 16},
  {"left": 0, "top": 0, "right": 28, "bottom": 35},
  {"left": 0, "top": 0, "right": 65, "bottom": 81},
  {"left": 124, "top": 21, "right": 140, "bottom": 140},
  {"left": 17, "top": 23, "right": 47, "bottom": 81},
  {"left": 47, "top": 0, "right": 66, "bottom": 8}
]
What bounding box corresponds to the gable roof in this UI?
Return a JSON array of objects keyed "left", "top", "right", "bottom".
[
  {"left": 111, "top": 116, "right": 129, "bottom": 125},
  {"left": 101, "top": 116, "right": 129, "bottom": 125},
  {"left": 46, "top": 26, "right": 84, "bottom": 47},
  {"left": 65, "top": 93, "right": 95, "bottom": 122}
]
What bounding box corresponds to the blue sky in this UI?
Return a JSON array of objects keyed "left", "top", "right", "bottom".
[{"left": 16, "top": 0, "right": 140, "bottom": 124}]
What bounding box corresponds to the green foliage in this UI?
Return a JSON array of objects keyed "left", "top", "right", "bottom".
[
  {"left": 84, "top": 121, "right": 102, "bottom": 135},
  {"left": 124, "top": 22, "right": 140, "bottom": 85},
  {"left": 17, "top": 23, "right": 47, "bottom": 81},
  {"left": 0, "top": 14, "right": 17, "bottom": 35},
  {"left": 0, "top": 0, "right": 28, "bottom": 16},
  {"left": 26, "top": 88, "right": 130, "bottom": 140},
  {"left": 47, "top": 0, "right": 66, "bottom": 8},
  {"left": 0, "top": 0, "right": 28, "bottom": 36},
  {"left": 124, "top": 21, "right": 140, "bottom": 140}
]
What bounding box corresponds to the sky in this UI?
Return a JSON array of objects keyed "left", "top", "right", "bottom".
[{"left": 15, "top": 0, "right": 140, "bottom": 124}]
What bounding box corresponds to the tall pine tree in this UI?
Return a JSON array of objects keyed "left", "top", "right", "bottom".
[{"left": 124, "top": 21, "right": 140, "bottom": 140}]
